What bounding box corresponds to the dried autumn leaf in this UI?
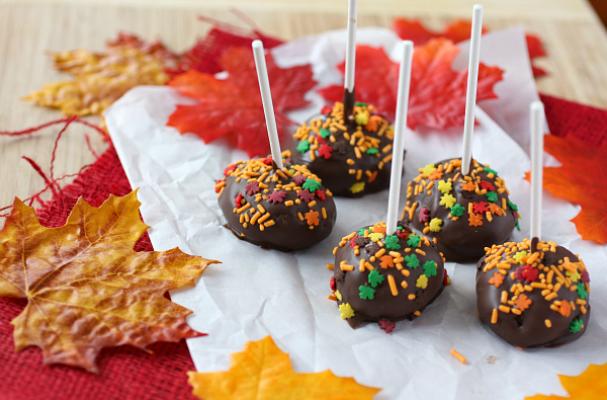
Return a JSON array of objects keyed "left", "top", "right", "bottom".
[
  {"left": 25, "top": 35, "right": 174, "bottom": 116},
  {"left": 188, "top": 336, "right": 380, "bottom": 400},
  {"left": 525, "top": 135, "right": 607, "bottom": 244},
  {"left": 168, "top": 47, "right": 315, "bottom": 157},
  {"left": 525, "top": 363, "right": 607, "bottom": 400},
  {"left": 0, "top": 192, "right": 218, "bottom": 372},
  {"left": 318, "top": 40, "right": 503, "bottom": 130},
  {"left": 393, "top": 17, "right": 547, "bottom": 77}
]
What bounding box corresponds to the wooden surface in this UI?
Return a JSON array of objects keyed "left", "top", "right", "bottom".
[{"left": 1, "top": 0, "right": 606, "bottom": 208}]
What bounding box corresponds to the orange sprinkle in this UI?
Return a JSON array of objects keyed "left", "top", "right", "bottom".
[
  {"left": 387, "top": 275, "right": 398, "bottom": 296},
  {"left": 491, "top": 308, "right": 498, "bottom": 324},
  {"left": 450, "top": 348, "right": 468, "bottom": 365}
]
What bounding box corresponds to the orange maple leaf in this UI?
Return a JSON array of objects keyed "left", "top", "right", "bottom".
[
  {"left": 525, "top": 135, "right": 607, "bottom": 244},
  {"left": 525, "top": 363, "right": 607, "bottom": 400},
  {"left": 0, "top": 192, "right": 218, "bottom": 372},
  {"left": 188, "top": 336, "right": 380, "bottom": 400}
]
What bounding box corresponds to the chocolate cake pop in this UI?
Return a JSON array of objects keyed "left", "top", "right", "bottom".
[
  {"left": 215, "top": 40, "right": 336, "bottom": 251},
  {"left": 402, "top": 5, "right": 518, "bottom": 262},
  {"left": 476, "top": 238, "right": 590, "bottom": 347},
  {"left": 330, "top": 221, "right": 447, "bottom": 329},
  {"left": 330, "top": 41, "right": 447, "bottom": 329},
  {"left": 292, "top": 0, "right": 399, "bottom": 197},
  {"left": 292, "top": 102, "right": 395, "bottom": 197},
  {"left": 476, "top": 101, "right": 590, "bottom": 347},
  {"left": 402, "top": 157, "right": 519, "bottom": 262},
  {"left": 216, "top": 152, "right": 336, "bottom": 251}
]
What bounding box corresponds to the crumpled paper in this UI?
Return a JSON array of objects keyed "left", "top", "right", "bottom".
[{"left": 105, "top": 28, "right": 607, "bottom": 399}]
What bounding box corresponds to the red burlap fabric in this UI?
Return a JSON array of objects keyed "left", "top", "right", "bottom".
[{"left": 0, "top": 94, "right": 605, "bottom": 400}]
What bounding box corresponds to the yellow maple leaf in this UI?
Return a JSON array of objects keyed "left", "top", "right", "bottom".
[
  {"left": 25, "top": 44, "right": 169, "bottom": 116},
  {"left": 188, "top": 336, "right": 381, "bottom": 400},
  {"left": 0, "top": 192, "right": 218, "bottom": 372},
  {"left": 525, "top": 363, "right": 607, "bottom": 400}
]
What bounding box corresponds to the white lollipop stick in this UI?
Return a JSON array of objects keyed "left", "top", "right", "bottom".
[
  {"left": 386, "top": 41, "right": 414, "bottom": 235},
  {"left": 252, "top": 40, "right": 284, "bottom": 169},
  {"left": 530, "top": 101, "right": 544, "bottom": 241},
  {"left": 344, "top": 0, "right": 357, "bottom": 93},
  {"left": 461, "top": 4, "right": 483, "bottom": 175}
]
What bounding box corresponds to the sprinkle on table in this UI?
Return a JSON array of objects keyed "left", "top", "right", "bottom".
[{"left": 450, "top": 348, "right": 469, "bottom": 365}]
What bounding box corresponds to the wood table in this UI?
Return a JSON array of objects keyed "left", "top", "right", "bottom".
[{"left": 1, "top": 0, "right": 606, "bottom": 208}]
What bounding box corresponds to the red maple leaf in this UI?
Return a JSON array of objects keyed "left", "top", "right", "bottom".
[
  {"left": 393, "top": 17, "right": 547, "bottom": 78},
  {"left": 525, "top": 134, "right": 607, "bottom": 244},
  {"left": 318, "top": 40, "right": 503, "bottom": 130},
  {"left": 177, "top": 26, "right": 283, "bottom": 75},
  {"left": 167, "top": 47, "right": 316, "bottom": 157},
  {"left": 393, "top": 18, "right": 488, "bottom": 45}
]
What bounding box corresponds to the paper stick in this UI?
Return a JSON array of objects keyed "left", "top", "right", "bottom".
[
  {"left": 460, "top": 4, "right": 483, "bottom": 175},
  {"left": 344, "top": 0, "right": 357, "bottom": 93},
  {"left": 252, "top": 40, "right": 283, "bottom": 169},
  {"left": 530, "top": 101, "right": 544, "bottom": 241},
  {"left": 386, "top": 41, "right": 414, "bottom": 235}
]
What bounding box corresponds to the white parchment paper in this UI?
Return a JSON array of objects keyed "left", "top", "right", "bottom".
[{"left": 105, "top": 28, "right": 607, "bottom": 399}]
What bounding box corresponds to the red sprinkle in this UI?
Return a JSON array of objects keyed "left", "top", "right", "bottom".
[
  {"left": 515, "top": 265, "right": 539, "bottom": 283},
  {"left": 473, "top": 201, "right": 490, "bottom": 214},
  {"left": 480, "top": 180, "right": 496, "bottom": 191},
  {"left": 443, "top": 269, "right": 450, "bottom": 286},
  {"left": 419, "top": 207, "right": 430, "bottom": 223},
  {"left": 321, "top": 105, "right": 332, "bottom": 115},
  {"left": 330, "top": 276, "right": 336, "bottom": 291},
  {"left": 315, "top": 189, "right": 326, "bottom": 201},
  {"left": 378, "top": 319, "right": 395, "bottom": 334},
  {"left": 234, "top": 193, "right": 244, "bottom": 208},
  {"left": 223, "top": 164, "right": 236, "bottom": 176},
  {"left": 318, "top": 144, "right": 333, "bottom": 159},
  {"left": 262, "top": 156, "right": 273, "bottom": 165}
]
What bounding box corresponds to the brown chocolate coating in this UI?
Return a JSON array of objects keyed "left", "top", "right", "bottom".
[
  {"left": 403, "top": 157, "right": 518, "bottom": 263},
  {"left": 216, "top": 153, "right": 336, "bottom": 251},
  {"left": 292, "top": 101, "right": 398, "bottom": 197},
  {"left": 476, "top": 239, "right": 590, "bottom": 348},
  {"left": 331, "top": 222, "right": 446, "bottom": 328}
]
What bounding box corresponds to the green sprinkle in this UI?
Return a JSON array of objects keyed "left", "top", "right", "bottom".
[
  {"left": 302, "top": 178, "right": 321, "bottom": 192},
  {"left": 359, "top": 284, "right": 375, "bottom": 300},
  {"left": 486, "top": 191, "right": 498, "bottom": 203},
  {"left": 484, "top": 166, "right": 498, "bottom": 176},
  {"left": 358, "top": 228, "right": 367, "bottom": 236},
  {"left": 366, "top": 147, "right": 379, "bottom": 155},
  {"left": 319, "top": 128, "right": 330, "bottom": 138},
  {"left": 296, "top": 139, "right": 310, "bottom": 153},
  {"left": 406, "top": 234, "right": 420, "bottom": 248},
  {"left": 368, "top": 269, "right": 385, "bottom": 288},
  {"left": 508, "top": 200, "right": 519, "bottom": 211},
  {"left": 404, "top": 254, "right": 420, "bottom": 269},
  {"left": 576, "top": 282, "right": 588, "bottom": 300},
  {"left": 355, "top": 101, "right": 367, "bottom": 107},
  {"left": 384, "top": 234, "right": 401, "bottom": 250},
  {"left": 450, "top": 203, "right": 465, "bottom": 217},
  {"left": 569, "top": 318, "right": 585, "bottom": 334},
  {"left": 423, "top": 260, "right": 437, "bottom": 277}
]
